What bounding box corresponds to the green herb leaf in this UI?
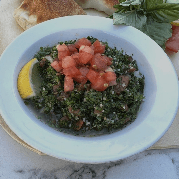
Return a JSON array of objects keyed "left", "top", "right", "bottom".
[
  {"left": 112, "top": 0, "right": 178, "bottom": 48},
  {"left": 147, "top": 4, "right": 179, "bottom": 23},
  {"left": 113, "top": 4, "right": 130, "bottom": 14},
  {"left": 113, "top": 10, "right": 147, "bottom": 29},
  {"left": 141, "top": 16, "right": 172, "bottom": 47},
  {"left": 144, "top": 0, "right": 163, "bottom": 10}
]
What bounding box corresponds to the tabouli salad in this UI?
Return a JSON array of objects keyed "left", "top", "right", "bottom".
[{"left": 24, "top": 36, "right": 145, "bottom": 134}]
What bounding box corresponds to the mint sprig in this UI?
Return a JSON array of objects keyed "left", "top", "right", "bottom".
[
  {"left": 147, "top": 4, "right": 179, "bottom": 23},
  {"left": 112, "top": 0, "right": 179, "bottom": 48},
  {"left": 113, "top": 11, "right": 147, "bottom": 29}
]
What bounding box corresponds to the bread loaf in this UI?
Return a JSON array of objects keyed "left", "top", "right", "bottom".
[
  {"left": 14, "top": 0, "right": 86, "bottom": 30},
  {"left": 74, "top": 0, "right": 119, "bottom": 15}
]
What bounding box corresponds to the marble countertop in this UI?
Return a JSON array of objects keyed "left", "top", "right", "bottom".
[
  {"left": 1, "top": 3, "right": 179, "bottom": 179},
  {"left": 1, "top": 125, "right": 179, "bottom": 179}
]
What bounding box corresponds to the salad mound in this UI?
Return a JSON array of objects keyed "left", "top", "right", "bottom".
[{"left": 24, "top": 36, "right": 145, "bottom": 134}]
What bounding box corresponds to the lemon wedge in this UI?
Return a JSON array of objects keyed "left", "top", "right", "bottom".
[{"left": 17, "top": 58, "right": 42, "bottom": 99}]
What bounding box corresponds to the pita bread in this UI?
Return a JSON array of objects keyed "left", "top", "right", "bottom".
[
  {"left": 74, "top": 0, "right": 119, "bottom": 15},
  {"left": 13, "top": 0, "right": 86, "bottom": 30},
  {"left": 0, "top": 0, "right": 24, "bottom": 56}
]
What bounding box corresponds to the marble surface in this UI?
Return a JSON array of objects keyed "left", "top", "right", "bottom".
[
  {"left": 1, "top": 125, "right": 179, "bottom": 179},
  {"left": 1, "top": 2, "right": 179, "bottom": 179}
]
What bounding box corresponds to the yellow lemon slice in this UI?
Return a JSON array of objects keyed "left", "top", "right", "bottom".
[{"left": 17, "top": 58, "right": 41, "bottom": 99}]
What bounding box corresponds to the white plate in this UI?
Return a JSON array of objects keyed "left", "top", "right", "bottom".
[{"left": 0, "top": 15, "right": 178, "bottom": 164}]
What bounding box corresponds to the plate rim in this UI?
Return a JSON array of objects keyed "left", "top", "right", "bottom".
[{"left": 0, "top": 15, "right": 178, "bottom": 163}]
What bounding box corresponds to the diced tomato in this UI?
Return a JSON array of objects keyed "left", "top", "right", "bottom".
[
  {"left": 79, "top": 51, "right": 93, "bottom": 64},
  {"left": 56, "top": 44, "right": 68, "bottom": 51},
  {"left": 90, "top": 45, "right": 95, "bottom": 51},
  {"left": 93, "top": 40, "right": 101, "bottom": 46},
  {"left": 64, "top": 76, "right": 74, "bottom": 92},
  {"left": 92, "top": 40, "right": 105, "bottom": 54},
  {"left": 79, "top": 45, "right": 94, "bottom": 55},
  {"left": 58, "top": 60, "right": 62, "bottom": 69},
  {"left": 102, "top": 55, "right": 113, "bottom": 66},
  {"left": 51, "top": 61, "right": 62, "bottom": 72},
  {"left": 71, "top": 53, "right": 79, "bottom": 60},
  {"left": 99, "top": 71, "right": 105, "bottom": 76},
  {"left": 103, "top": 71, "right": 117, "bottom": 86},
  {"left": 73, "top": 67, "right": 89, "bottom": 84},
  {"left": 86, "top": 68, "right": 99, "bottom": 84},
  {"left": 172, "top": 25, "right": 177, "bottom": 31},
  {"left": 56, "top": 44, "right": 71, "bottom": 60},
  {"left": 71, "top": 53, "right": 81, "bottom": 66},
  {"left": 103, "top": 71, "right": 116, "bottom": 82},
  {"left": 67, "top": 44, "right": 78, "bottom": 54},
  {"left": 63, "top": 66, "right": 81, "bottom": 77},
  {"left": 75, "top": 38, "right": 92, "bottom": 48},
  {"left": 95, "top": 45, "right": 105, "bottom": 54},
  {"left": 91, "top": 76, "right": 108, "bottom": 91},
  {"left": 91, "top": 53, "right": 108, "bottom": 71},
  {"left": 58, "top": 51, "right": 70, "bottom": 61},
  {"left": 166, "top": 40, "right": 179, "bottom": 53},
  {"left": 79, "top": 67, "right": 89, "bottom": 76},
  {"left": 165, "top": 25, "right": 179, "bottom": 53},
  {"left": 54, "top": 38, "right": 117, "bottom": 93},
  {"left": 73, "top": 75, "right": 87, "bottom": 84},
  {"left": 171, "top": 25, "right": 179, "bottom": 36},
  {"left": 62, "top": 56, "right": 76, "bottom": 68}
]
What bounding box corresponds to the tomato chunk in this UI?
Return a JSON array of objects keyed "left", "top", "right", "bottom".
[
  {"left": 54, "top": 38, "right": 117, "bottom": 93},
  {"left": 56, "top": 43, "right": 69, "bottom": 51},
  {"left": 51, "top": 61, "right": 62, "bottom": 72},
  {"left": 86, "top": 68, "right": 99, "bottom": 84},
  {"left": 101, "top": 55, "right": 113, "bottom": 66},
  {"left": 75, "top": 38, "right": 92, "bottom": 48},
  {"left": 91, "top": 53, "right": 108, "bottom": 71},
  {"left": 56, "top": 44, "right": 71, "bottom": 60},
  {"left": 67, "top": 44, "right": 78, "bottom": 54},
  {"left": 103, "top": 71, "right": 116, "bottom": 82},
  {"left": 91, "top": 76, "right": 108, "bottom": 91},
  {"left": 166, "top": 41, "right": 179, "bottom": 53},
  {"left": 103, "top": 71, "right": 117, "bottom": 86},
  {"left": 79, "top": 51, "right": 93, "bottom": 64},
  {"left": 73, "top": 66, "right": 89, "bottom": 84},
  {"left": 79, "top": 45, "right": 94, "bottom": 55},
  {"left": 62, "top": 56, "right": 76, "bottom": 68},
  {"left": 165, "top": 25, "right": 179, "bottom": 53},
  {"left": 79, "top": 67, "right": 89, "bottom": 76},
  {"left": 73, "top": 75, "right": 87, "bottom": 84},
  {"left": 71, "top": 53, "right": 81, "bottom": 66},
  {"left": 58, "top": 60, "right": 62, "bottom": 69},
  {"left": 63, "top": 66, "right": 81, "bottom": 77},
  {"left": 93, "top": 40, "right": 105, "bottom": 54},
  {"left": 64, "top": 76, "right": 74, "bottom": 92}
]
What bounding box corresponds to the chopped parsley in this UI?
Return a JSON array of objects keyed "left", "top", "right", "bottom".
[{"left": 25, "top": 36, "right": 145, "bottom": 136}]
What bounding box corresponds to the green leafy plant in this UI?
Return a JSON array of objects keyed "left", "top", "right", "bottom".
[{"left": 111, "top": 0, "right": 179, "bottom": 49}]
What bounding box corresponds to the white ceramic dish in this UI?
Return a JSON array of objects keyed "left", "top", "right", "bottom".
[{"left": 0, "top": 15, "right": 178, "bottom": 164}]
